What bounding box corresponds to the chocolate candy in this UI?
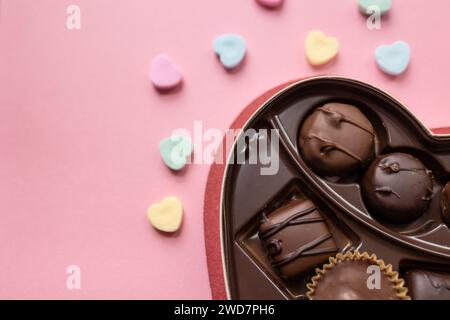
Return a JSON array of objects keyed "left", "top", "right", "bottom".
[
  {"left": 258, "top": 199, "right": 338, "bottom": 278},
  {"left": 221, "top": 77, "right": 450, "bottom": 300},
  {"left": 307, "top": 252, "right": 409, "bottom": 300},
  {"left": 441, "top": 182, "right": 450, "bottom": 226},
  {"left": 299, "top": 102, "right": 376, "bottom": 177},
  {"left": 406, "top": 270, "right": 450, "bottom": 300},
  {"left": 361, "top": 153, "right": 434, "bottom": 224}
]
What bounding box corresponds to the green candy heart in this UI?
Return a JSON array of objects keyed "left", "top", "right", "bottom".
[
  {"left": 159, "top": 135, "right": 193, "bottom": 170},
  {"left": 358, "top": 0, "right": 392, "bottom": 16}
]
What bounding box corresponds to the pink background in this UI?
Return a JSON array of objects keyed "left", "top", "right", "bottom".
[{"left": 1, "top": 0, "right": 450, "bottom": 299}]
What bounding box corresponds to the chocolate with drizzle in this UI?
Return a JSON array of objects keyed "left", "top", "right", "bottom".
[
  {"left": 258, "top": 199, "right": 338, "bottom": 278},
  {"left": 299, "top": 102, "right": 376, "bottom": 177},
  {"left": 406, "top": 269, "right": 450, "bottom": 300},
  {"left": 361, "top": 152, "right": 434, "bottom": 224},
  {"left": 441, "top": 182, "right": 450, "bottom": 226}
]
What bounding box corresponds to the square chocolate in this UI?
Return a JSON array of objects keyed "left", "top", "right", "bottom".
[
  {"left": 258, "top": 199, "right": 338, "bottom": 278},
  {"left": 406, "top": 270, "right": 450, "bottom": 300}
]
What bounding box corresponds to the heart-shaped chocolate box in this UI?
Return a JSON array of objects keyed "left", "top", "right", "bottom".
[{"left": 221, "top": 77, "right": 450, "bottom": 300}]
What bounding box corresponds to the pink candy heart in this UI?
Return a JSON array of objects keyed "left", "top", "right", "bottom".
[
  {"left": 150, "top": 54, "right": 183, "bottom": 90},
  {"left": 256, "top": 0, "right": 284, "bottom": 9}
]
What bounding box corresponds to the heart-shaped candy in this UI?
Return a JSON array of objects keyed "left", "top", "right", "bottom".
[
  {"left": 213, "top": 34, "right": 247, "bottom": 69},
  {"left": 375, "top": 41, "right": 411, "bottom": 76},
  {"left": 159, "top": 135, "right": 193, "bottom": 170},
  {"left": 256, "top": 0, "right": 283, "bottom": 9},
  {"left": 358, "top": 0, "right": 392, "bottom": 16},
  {"left": 147, "top": 196, "right": 183, "bottom": 233},
  {"left": 305, "top": 31, "right": 339, "bottom": 66},
  {"left": 150, "top": 54, "right": 183, "bottom": 90}
]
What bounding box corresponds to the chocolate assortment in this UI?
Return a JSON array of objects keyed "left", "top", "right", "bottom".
[{"left": 221, "top": 77, "right": 450, "bottom": 300}]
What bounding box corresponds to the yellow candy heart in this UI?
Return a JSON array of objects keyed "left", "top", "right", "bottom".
[
  {"left": 147, "top": 196, "right": 183, "bottom": 233},
  {"left": 305, "top": 30, "right": 339, "bottom": 66}
]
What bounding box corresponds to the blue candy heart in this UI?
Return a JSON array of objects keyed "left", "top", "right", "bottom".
[
  {"left": 358, "top": 0, "right": 392, "bottom": 16},
  {"left": 159, "top": 135, "right": 192, "bottom": 170},
  {"left": 375, "top": 41, "right": 411, "bottom": 76},
  {"left": 213, "top": 34, "right": 247, "bottom": 69}
]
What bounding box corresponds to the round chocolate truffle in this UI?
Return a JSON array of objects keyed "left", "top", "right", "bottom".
[
  {"left": 441, "top": 182, "right": 450, "bottom": 226},
  {"left": 299, "top": 102, "right": 376, "bottom": 177},
  {"left": 307, "top": 252, "right": 410, "bottom": 300},
  {"left": 361, "top": 153, "right": 433, "bottom": 224}
]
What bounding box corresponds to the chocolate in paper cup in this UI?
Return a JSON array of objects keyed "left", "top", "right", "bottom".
[{"left": 307, "top": 251, "right": 410, "bottom": 300}]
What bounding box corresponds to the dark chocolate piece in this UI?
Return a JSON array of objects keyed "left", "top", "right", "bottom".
[
  {"left": 361, "top": 152, "right": 433, "bottom": 224},
  {"left": 406, "top": 270, "right": 450, "bottom": 300},
  {"left": 299, "top": 102, "right": 376, "bottom": 177},
  {"left": 310, "top": 259, "right": 402, "bottom": 300},
  {"left": 441, "top": 182, "right": 450, "bottom": 226},
  {"left": 258, "top": 199, "right": 338, "bottom": 278}
]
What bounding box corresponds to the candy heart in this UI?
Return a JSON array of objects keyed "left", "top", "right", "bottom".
[
  {"left": 159, "top": 135, "right": 192, "bottom": 170},
  {"left": 213, "top": 34, "right": 247, "bottom": 69},
  {"left": 255, "top": 0, "right": 283, "bottom": 9},
  {"left": 358, "top": 0, "right": 392, "bottom": 16},
  {"left": 305, "top": 30, "right": 339, "bottom": 66},
  {"left": 375, "top": 41, "right": 411, "bottom": 76},
  {"left": 147, "top": 196, "right": 183, "bottom": 233},
  {"left": 150, "top": 54, "right": 182, "bottom": 90}
]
